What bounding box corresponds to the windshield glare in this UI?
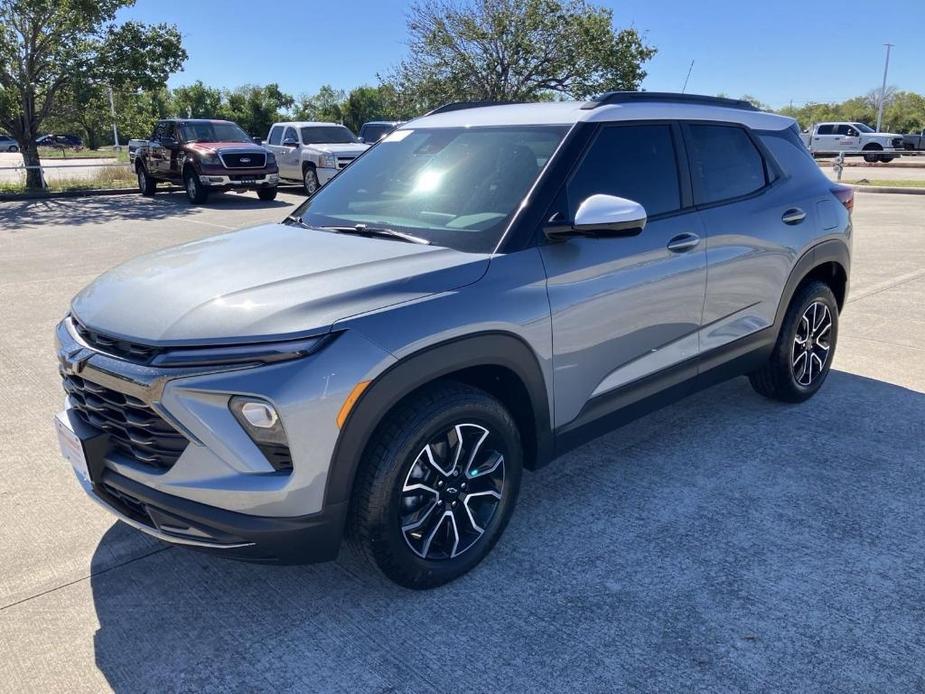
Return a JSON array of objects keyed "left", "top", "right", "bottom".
[
  {"left": 293, "top": 126, "right": 567, "bottom": 253},
  {"left": 179, "top": 122, "right": 251, "bottom": 143},
  {"left": 300, "top": 126, "right": 358, "bottom": 144},
  {"left": 854, "top": 123, "right": 875, "bottom": 133}
]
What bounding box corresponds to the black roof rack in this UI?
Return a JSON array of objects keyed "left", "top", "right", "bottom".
[
  {"left": 425, "top": 100, "right": 525, "bottom": 116},
  {"left": 581, "top": 92, "right": 758, "bottom": 111}
]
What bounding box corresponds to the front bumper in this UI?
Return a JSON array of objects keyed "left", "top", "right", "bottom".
[
  {"left": 316, "top": 167, "right": 338, "bottom": 185},
  {"left": 54, "top": 316, "right": 395, "bottom": 562},
  {"left": 199, "top": 172, "right": 279, "bottom": 188}
]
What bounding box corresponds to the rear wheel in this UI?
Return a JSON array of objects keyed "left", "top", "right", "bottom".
[
  {"left": 137, "top": 165, "right": 156, "bottom": 196},
  {"left": 879, "top": 154, "right": 895, "bottom": 163},
  {"left": 183, "top": 168, "right": 208, "bottom": 204},
  {"left": 749, "top": 280, "right": 838, "bottom": 403},
  {"left": 257, "top": 186, "right": 278, "bottom": 201},
  {"left": 351, "top": 382, "right": 523, "bottom": 589},
  {"left": 9, "top": 144, "right": 18, "bottom": 153}
]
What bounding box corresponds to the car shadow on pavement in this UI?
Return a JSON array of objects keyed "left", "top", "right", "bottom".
[
  {"left": 88, "top": 370, "right": 925, "bottom": 692},
  {"left": 0, "top": 191, "right": 291, "bottom": 231}
]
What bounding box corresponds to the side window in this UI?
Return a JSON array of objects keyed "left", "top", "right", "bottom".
[
  {"left": 685, "top": 124, "right": 768, "bottom": 205},
  {"left": 566, "top": 124, "right": 681, "bottom": 219},
  {"left": 268, "top": 126, "right": 282, "bottom": 145},
  {"left": 283, "top": 127, "right": 298, "bottom": 144},
  {"left": 816, "top": 124, "right": 834, "bottom": 135}
]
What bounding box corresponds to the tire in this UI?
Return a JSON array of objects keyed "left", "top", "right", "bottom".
[
  {"left": 350, "top": 381, "right": 523, "bottom": 589},
  {"left": 137, "top": 165, "right": 156, "bottom": 196},
  {"left": 257, "top": 186, "right": 278, "bottom": 201},
  {"left": 879, "top": 154, "right": 895, "bottom": 163},
  {"left": 183, "top": 168, "right": 208, "bottom": 204},
  {"left": 862, "top": 144, "right": 882, "bottom": 163},
  {"left": 9, "top": 145, "right": 18, "bottom": 153},
  {"left": 302, "top": 166, "right": 319, "bottom": 196},
  {"left": 749, "top": 280, "right": 839, "bottom": 403}
]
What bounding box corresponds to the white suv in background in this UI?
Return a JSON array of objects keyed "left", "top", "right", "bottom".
[{"left": 264, "top": 121, "right": 369, "bottom": 195}]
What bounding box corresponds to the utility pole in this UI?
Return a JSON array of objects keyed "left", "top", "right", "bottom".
[
  {"left": 876, "top": 43, "right": 894, "bottom": 132},
  {"left": 108, "top": 86, "right": 120, "bottom": 151},
  {"left": 681, "top": 60, "right": 694, "bottom": 94}
]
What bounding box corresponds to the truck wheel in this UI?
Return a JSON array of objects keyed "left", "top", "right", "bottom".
[
  {"left": 257, "top": 187, "right": 278, "bottom": 201},
  {"left": 183, "top": 168, "right": 208, "bottom": 204},
  {"left": 862, "top": 144, "right": 882, "bottom": 163},
  {"left": 303, "top": 166, "right": 319, "bottom": 196},
  {"left": 137, "top": 165, "right": 156, "bottom": 196},
  {"left": 879, "top": 154, "right": 895, "bottom": 163},
  {"left": 350, "top": 381, "right": 523, "bottom": 589},
  {"left": 749, "top": 280, "right": 838, "bottom": 403},
  {"left": 9, "top": 145, "right": 18, "bottom": 153}
]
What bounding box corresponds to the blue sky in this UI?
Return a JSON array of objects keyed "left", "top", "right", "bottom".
[{"left": 119, "top": 0, "right": 923, "bottom": 108}]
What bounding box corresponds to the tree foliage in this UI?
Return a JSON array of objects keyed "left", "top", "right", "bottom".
[
  {"left": 0, "top": 0, "right": 186, "bottom": 187},
  {"left": 779, "top": 88, "right": 925, "bottom": 133},
  {"left": 387, "top": 0, "right": 655, "bottom": 108}
]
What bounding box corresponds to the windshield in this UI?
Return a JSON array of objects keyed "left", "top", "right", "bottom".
[
  {"left": 854, "top": 123, "right": 875, "bottom": 133},
  {"left": 178, "top": 122, "right": 251, "bottom": 143},
  {"left": 361, "top": 124, "right": 395, "bottom": 142},
  {"left": 292, "top": 125, "right": 567, "bottom": 253},
  {"left": 300, "top": 126, "right": 358, "bottom": 144}
]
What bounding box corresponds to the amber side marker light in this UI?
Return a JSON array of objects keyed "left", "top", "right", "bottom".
[{"left": 337, "top": 380, "right": 371, "bottom": 428}]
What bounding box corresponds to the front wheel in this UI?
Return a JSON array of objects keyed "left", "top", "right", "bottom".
[
  {"left": 257, "top": 186, "right": 278, "bottom": 201},
  {"left": 351, "top": 382, "right": 523, "bottom": 589},
  {"left": 9, "top": 145, "right": 18, "bottom": 153},
  {"left": 749, "top": 280, "right": 838, "bottom": 403},
  {"left": 862, "top": 145, "right": 882, "bottom": 163},
  {"left": 183, "top": 168, "right": 208, "bottom": 204},
  {"left": 302, "top": 166, "right": 319, "bottom": 196}
]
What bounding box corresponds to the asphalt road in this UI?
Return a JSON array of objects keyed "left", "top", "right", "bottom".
[{"left": 1, "top": 189, "right": 924, "bottom": 692}]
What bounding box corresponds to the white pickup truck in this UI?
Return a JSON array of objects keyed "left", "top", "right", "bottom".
[
  {"left": 264, "top": 121, "right": 369, "bottom": 195},
  {"left": 802, "top": 122, "right": 904, "bottom": 163}
]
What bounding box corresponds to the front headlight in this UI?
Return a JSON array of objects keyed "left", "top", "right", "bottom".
[
  {"left": 150, "top": 335, "right": 328, "bottom": 367},
  {"left": 200, "top": 150, "right": 221, "bottom": 166},
  {"left": 319, "top": 152, "right": 337, "bottom": 168},
  {"left": 265, "top": 150, "right": 276, "bottom": 165}
]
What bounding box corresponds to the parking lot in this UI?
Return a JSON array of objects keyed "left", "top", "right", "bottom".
[{"left": 1, "top": 189, "right": 924, "bottom": 691}]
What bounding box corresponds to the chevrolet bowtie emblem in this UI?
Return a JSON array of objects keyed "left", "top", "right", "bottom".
[{"left": 59, "top": 346, "right": 93, "bottom": 374}]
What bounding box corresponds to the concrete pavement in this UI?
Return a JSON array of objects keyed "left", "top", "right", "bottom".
[{"left": 1, "top": 189, "right": 924, "bottom": 692}]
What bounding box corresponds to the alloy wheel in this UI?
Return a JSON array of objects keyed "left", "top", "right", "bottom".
[
  {"left": 400, "top": 423, "right": 505, "bottom": 560},
  {"left": 186, "top": 175, "right": 197, "bottom": 199},
  {"left": 792, "top": 301, "right": 832, "bottom": 386},
  {"left": 137, "top": 169, "right": 146, "bottom": 189}
]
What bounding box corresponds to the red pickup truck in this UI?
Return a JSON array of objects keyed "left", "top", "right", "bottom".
[{"left": 135, "top": 118, "right": 279, "bottom": 204}]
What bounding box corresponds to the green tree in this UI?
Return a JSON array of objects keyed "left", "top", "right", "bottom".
[
  {"left": 172, "top": 80, "right": 223, "bottom": 119},
  {"left": 341, "top": 84, "right": 405, "bottom": 132},
  {"left": 293, "top": 85, "right": 346, "bottom": 123},
  {"left": 219, "top": 83, "right": 294, "bottom": 137},
  {"left": 387, "top": 0, "right": 655, "bottom": 109},
  {"left": 0, "top": 0, "right": 186, "bottom": 188},
  {"left": 884, "top": 91, "right": 925, "bottom": 133}
]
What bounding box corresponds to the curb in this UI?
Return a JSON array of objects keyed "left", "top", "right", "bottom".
[
  {"left": 849, "top": 185, "right": 925, "bottom": 195},
  {"left": 0, "top": 186, "right": 182, "bottom": 201}
]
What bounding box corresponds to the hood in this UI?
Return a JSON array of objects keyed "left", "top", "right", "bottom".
[
  {"left": 310, "top": 142, "right": 370, "bottom": 157},
  {"left": 186, "top": 141, "right": 265, "bottom": 154},
  {"left": 71, "top": 224, "right": 489, "bottom": 345}
]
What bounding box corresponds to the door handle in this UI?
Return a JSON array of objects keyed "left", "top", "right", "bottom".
[
  {"left": 667, "top": 233, "right": 700, "bottom": 253},
  {"left": 781, "top": 208, "right": 806, "bottom": 225}
]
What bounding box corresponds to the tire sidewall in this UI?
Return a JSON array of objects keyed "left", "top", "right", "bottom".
[
  {"left": 303, "top": 167, "right": 318, "bottom": 196},
  {"left": 184, "top": 169, "right": 204, "bottom": 203},
  {"left": 366, "top": 395, "right": 523, "bottom": 587},
  {"left": 780, "top": 284, "right": 839, "bottom": 398}
]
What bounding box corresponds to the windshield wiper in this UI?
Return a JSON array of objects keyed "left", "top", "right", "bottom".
[{"left": 320, "top": 224, "right": 430, "bottom": 245}]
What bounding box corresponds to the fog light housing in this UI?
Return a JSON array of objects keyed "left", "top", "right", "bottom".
[{"left": 229, "top": 396, "right": 293, "bottom": 472}]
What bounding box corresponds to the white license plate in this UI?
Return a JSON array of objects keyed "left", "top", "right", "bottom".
[
  {"left": 241, "top": 177, "right": 256, "bottom": 184},
  {"left": 55, "top": 412, "right": 90, "bottom": 483}
]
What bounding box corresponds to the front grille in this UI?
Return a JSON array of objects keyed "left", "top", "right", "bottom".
[
  {"left": 73, "top": 319, "right": 159, "bottom": 364},
  {"left": 220, "top": 152, "right": 267, "bottom": 169},
  {"left": 336, "top": 157, "right": 355, "bottom": 169},
  {"left": 62, "top": 373, "right": 188, "bottom": 470}
]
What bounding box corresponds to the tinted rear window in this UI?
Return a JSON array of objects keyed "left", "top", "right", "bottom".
[
  {"left": 567, "top": 124, "right": 681, "bottom": 218},
  {"left": 686, "top": 124, "right": 767, "bottom": 205},
  {"left": 816, "top": 124, "right": 834, "bottom": 135}
]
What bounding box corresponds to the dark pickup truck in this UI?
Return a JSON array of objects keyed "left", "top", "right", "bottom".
[
  {"left": 135, "top": 118, "right": 279, "bottom": 204},
  {"left": 902, "top": 130, "right": 925, "bottom": 151}
]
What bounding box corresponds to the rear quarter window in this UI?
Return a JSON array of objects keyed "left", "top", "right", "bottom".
[{"left": 685, "top": 124, "right": 768, "bottom": 205}]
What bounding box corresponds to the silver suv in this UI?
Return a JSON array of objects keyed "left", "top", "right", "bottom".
[{"left": 55, "top": 93, "right": 852, "bottom": 588}]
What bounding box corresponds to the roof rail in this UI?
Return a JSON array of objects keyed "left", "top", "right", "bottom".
[
  {"left": 581, "top": 92, "right": 758, "bottom": 111},
  {"left": 425, "top": 100, "right": 524, "bottom": 116}
]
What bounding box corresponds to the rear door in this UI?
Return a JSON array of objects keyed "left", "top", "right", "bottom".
[
  {"left": 540, "top": 122, "right": 707, "bottom": 427},
  {"left": 146, "top": 121, "right": 171, "bottom": 177},
  {"left": 686, "top": 122, "right": 808, "bottom": 358},
  {"left": 265, "top": 125, "right": 285, "bottom": 174},
  {"left": 811, "top": 123, "right": 838, "bottom": 153}
]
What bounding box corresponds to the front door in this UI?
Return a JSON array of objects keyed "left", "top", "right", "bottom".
[
  {"left": 540, "top": 123, "right": 707, "bottom": 427},
  {"left": 279, "top": 126, "right": 302, "bottom": 180}
]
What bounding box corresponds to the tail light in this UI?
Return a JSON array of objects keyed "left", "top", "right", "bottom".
[{"left": 831, "top": 185, "right": 854, "bottom": 213}]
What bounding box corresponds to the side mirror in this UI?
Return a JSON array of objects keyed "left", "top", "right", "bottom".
[
  {"left": 546, "top": 194, "right": 647, "bottom": 240},
  {"left": 357, "top": 136, "right": 365, "bottom": 143},
  {"left": 282, "top": 138, "right": 299, "bottom": 147},
  {"left": 252, "top": 136, "right": 263, "bottom": 145}
]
